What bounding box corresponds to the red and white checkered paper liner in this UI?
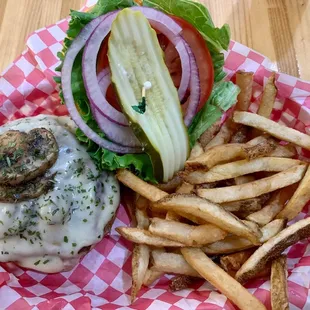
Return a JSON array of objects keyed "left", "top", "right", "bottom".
[{"left": 1, "top": 1, "right": 310, "bottom": 309}]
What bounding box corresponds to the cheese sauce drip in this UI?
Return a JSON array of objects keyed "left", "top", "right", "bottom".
[{"left": 0, "top": 116, "right": 120, "bottom": 273}]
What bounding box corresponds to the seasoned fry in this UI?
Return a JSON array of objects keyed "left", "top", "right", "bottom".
[
  {"left": 199, "top": 120, "right": 221, "bottom": 148},
  {"left": 181, "top": 248, "right": 266, "bottom": 310},
  {"left": 149, "top": 218, "right": 227, "bottom": 246},
  {"left": 184, "top": 157, "right": 301, "bottom": 184},
  {"left": 169, "top": 275, "right": 197, "bottom": 292},
  {"left": 197, "top": 164, "right": 307, "bottom": 203},
  {"left": 247, "top": 185, "right": 298, "bottom": 226},
  {"left": 235, "top": 71, "right": 254, "bottom": 111},
  {"left": 154, "top": 194, "right": 261, "bottom": 244},
  {"left": 131, "top": 244, "right": 150, "bottom": 302},
  {"left": 277, "top": 165, "right": 310, "bottom": 221},
  {"left": 157, "top": 175, "right": 182, "bottom": 193},
  {"left": 203, "top": 219, "right": 286, "bottom": 255},
  {"left": 204, "top": 120, "right": 234, "bottom": 151},
  {"left": 116, "top": 227, "right": 185, "bottom": 247},
  {"left": 235, "top": 217, "right": 310, "bottom": 283},
  {"left": 117, "top": 169, "right": 167, "bottom": 202},
  {"left": 143, "top": 269, "right": 163, "bottom": 286},
  {"left": 189, "top": 142, "right": 204, "bottom": 160},
  {"left": 234, "top": 175, "right": 256, "bottom": 185},
  {"left": 234, "top": 111, "right": 310, "bottom": 150},
  {"left": 151, "top": 251, "right": 202, "bottom": 278},
  {"left": 271, "top": 255, "right": 289, "bottom": 310},
  {"left": 185, "top": 136, "right": 276, "bottom": 171}
]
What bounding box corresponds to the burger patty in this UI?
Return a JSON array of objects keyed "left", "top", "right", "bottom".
[{"left": 0, "top": 128, "right": 59, "bottom": 185}]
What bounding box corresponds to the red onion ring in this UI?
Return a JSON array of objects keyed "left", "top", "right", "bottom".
[
  {"left": 183, "top": 41, "right": 201, "bottom": 126},
  {"left": 93, "top": 69, "right": 141, "bottom": 148},
  {"left": 61, "top": 13, "right": 142, "bottom": 154},
  {"left": 82, "top": 7, "right": 191, "bottom": 127}
]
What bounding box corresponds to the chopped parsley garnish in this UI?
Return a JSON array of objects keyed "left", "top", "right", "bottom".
[
  {"left": 34, "top": 260, "right": 41, "bottom": 266},
  {"left": 43, "top": 259, "right": 49, "bottom": 264},
  {"left": 72, "top": 243, "right": 77, "bottom": 247},
  {"left": 64, "top": 236, "right": 68, "bottom": 243}
]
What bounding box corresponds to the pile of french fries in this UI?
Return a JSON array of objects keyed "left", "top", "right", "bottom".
[{"left": 116, "top": 71, "right": 310, "bottom": 310}]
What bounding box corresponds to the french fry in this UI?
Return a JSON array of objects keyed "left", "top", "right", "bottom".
[
  {"left": 173, "top": 210, "right": 207, "bottom": 225},
  {"left": 220, "top": 249, "right": 256, "bottom": 275},
  {"left": 165, "top": 182, "right": 195, "bottom": 221},
  {"left": 149, "top": 218, "right": 227, "bottom": 246},
  {"left": 270, "top": 143, "right": 296, "bottom": 158},
  {"left": 132, "top": 199, "right": 151, "bottom": 301},
  {"left": 176, "top": 182, "right": 195, "bottom": 194},
  {"left": 276, "top": 165, "right": 310, "bottom": 221},
  {"left": 131, "top": 244, "right": 150, "bottom": 302},
  {"left": 234, "top": 175, "right": 256, "bottom": 185},
  {"left": 117, "top": 169, "right": 168, "bottom": 202},
  {"left": 151, "top": 250, "right": 202, "bottom": 278},
  {"left": 188, "top": 142, "right": 204, "bottom": 160},
  {"left": 235, "top": 71, "right": 254, "bottom": 111},
  {"left": 204, "top": 120, "right": 235, "bottom": 151},
  {"left": 143, "top": 269, "right": 163, "bottom": 286},
  {"left": 185, "top": 136, "right": 276, "bottom": 171},
  {"left": 242, "top": 220, "right": 261, "bottom": 238},
  {"left": 234, "top": 111, "right": 310, "bottom": 150},
  {"left": 197, "top": 164, "right": 307, "bottom": 203},
  {"left": 154, "top": 194, "right": 261, "bottom": 244},
  {"left": 256, "top": 72, "right": 277, "bottom": 119},
  {"left": 184, "top": 157, "right": 301, "bottom": 184},
  {"left": 157, "top": 175, "right": 182, "bottom": 193},
  {"left": 199, "top": 120, "right": 221, "bottom": 148},
  {"left": 235, "top": 217, "right": 310, "bottom": 283},
  {"left": 136, "top": 195, "right": 149, "bottom": 210},
  {"left": 121, "top": 187, "right": 138, "bottom": 226},
  {"left": 271, "top": 255, "right": 289, "bottom": 310},
  {"left": 221, "top": 250, "right": 271, "bottom": 279},
  {"left": 136, "top": 208, "right": 150, "bottom": 230},
  {"left": 181, "top": 248, "right": 266, "bottom": 310},
  {"left": 116, "top": 227, "right": 185, "bottom": 247},
  {"left": 221, "top": 195, "right": 268, "bottom": 213},
  {"left": 203, "top": 219, "right": 286, "bottom": 255},
  {"left": 247, "top": 185, "right": 298, "bottom": 226}
]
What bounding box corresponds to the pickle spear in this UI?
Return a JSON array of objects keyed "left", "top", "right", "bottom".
[{"left": 108, "top": 9, "right": 189, "bottom": 182}]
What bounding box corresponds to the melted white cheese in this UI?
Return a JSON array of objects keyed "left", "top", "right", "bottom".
[{"left": 0, "top": 116, "right": 120, "bottom": 273}]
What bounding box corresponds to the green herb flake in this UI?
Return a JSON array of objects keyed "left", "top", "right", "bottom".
[{"left": 64, "top": 236, "right": 68, "bottom": 243}]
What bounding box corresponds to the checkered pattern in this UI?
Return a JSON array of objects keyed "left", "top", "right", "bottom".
[{"left": 1, "top": 1, "right": 310, "bottom": 309}]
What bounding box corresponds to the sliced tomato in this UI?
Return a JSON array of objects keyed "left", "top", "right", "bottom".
[
  {"left": 170, "top": 15, "right": 214, "bottom": 111},
  {"left": 96, "top": 15, "right": 214, "bottom": 113}
]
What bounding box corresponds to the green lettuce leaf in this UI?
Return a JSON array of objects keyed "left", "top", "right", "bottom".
[
  {"left": 143, "top": 0, "right": 230, "bottom": 82},
  {"left": 188, "top": 81, "right": 240, "bottom": 147}
]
